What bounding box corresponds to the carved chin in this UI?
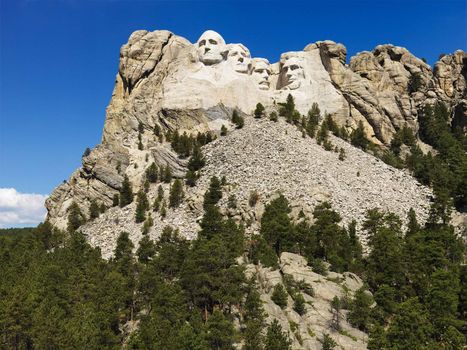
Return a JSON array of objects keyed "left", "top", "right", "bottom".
[
  {"left": 199, "top": 53, "right": 223, "bottom": 65},
  {"left": 258, "top": 82, "right": 269, "bottom": 90},
  {"left": 284, "top": 80, "right": 301, "bottom": 90},
  {"left": 234, "top": 65, "right": 249, "bottom": 73}
]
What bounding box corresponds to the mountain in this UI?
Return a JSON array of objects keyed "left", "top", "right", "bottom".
[{"left": 39, "top": 29, "right": 467, "bottom": 349}]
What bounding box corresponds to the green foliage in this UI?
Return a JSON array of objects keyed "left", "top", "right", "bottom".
[
  {"left": 265, "top": 319, "right": 292, "bottom": 350},
  {"left": 188, "top": 145, "right": 206, "bottom": 172},
  {"left": 205, "top": 310, "right": 236, "bottom": 350},
  {"left": 112, "top": 193, "right": 119, "bottom": 206},
  {"left": 279, "top": 94, "right": 296, "bottom": 124},
  {"left": 145, "top": 162, "right": 158, "bottom": 183},
  {"left": 89, "top": 199, "right": 100, "bottom": 220},
  {"left": 185, "top": 169, "right": 198, "bottom": 187},
  {"left": 169, "top": 179, "right": 184, "bottom": 208},
  {"left": 203, "top": 176, "right": 222, "bottom": 209},
  {"left": 254, "top": 103, "right": 265, "bottom": 118},
  {"left": 306, "top": 103, "right": 320, "bottom": 137},
  {"left": 260, "top": 194, "right": 292, "bottom": 255},
  {"left": 221, "top": 124, "right": 228, "bottom": 136},
  {"left": 119, "top": 175, "right": 134, "bottom": 207},
  {"left": 163, "top": 164, "right": 173, "bottom": 183},
  {"left": 338, "top": 147, "right": 346, "bottom": 161},
  {"left": 135, "top": 190, "right": 149, "bottom": 223},
  {"left": 321, "top": 333, "right": 337, "bottom": 350},
  {"left": 271, "top": 284, "right": 288, "bottom": 309},
  {"left": 348, "top": 287, "right": 373, "bottom": 331},
  {"left": 293, "top": 293, "right": 306, "bottom": 315},
  {"left": 350, "top": 121, "right": 369, "bottom": 150},
  {"left": 67, "top": 201, "right": 86, "bottom": 232},
  {"left": 408, "top": 72, "right": 423, "bottom": 93},
  {"left": 232, "top": 109, "right": 244, "bottom": 129},
  {"left": 269, "top": 111, "right": 278, "bottom": 122}
]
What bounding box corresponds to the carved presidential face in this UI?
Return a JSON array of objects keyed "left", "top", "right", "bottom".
[
  {"left": 196, "top": 30, "right": 226, "bottom": 65},
  {"left": 226, "top": 44, "right": 251, "bottom": 73},
  {"left": 281, "top": 56, "right": 305, "bottom": 90},
  {"left": 251, "top": 59, "right": 271, "bottom": 90}
]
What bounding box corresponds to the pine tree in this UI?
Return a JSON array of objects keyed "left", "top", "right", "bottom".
[
  {"left": 185, "top": 169, "right": 197, "bottom": 187},
  {"left": 89, "top": 200, "right": 100, "bottom": 220},
  {"left": 67, "top": 201, "right": 86, "bottom": 232},
  {"left": 348, "top": 287, "right": 373, "bottom": 331},
  {"left": 119, "top": 175, "right": 134, "bottom": 207},
  {"left": 321, "top": 333, "right": 337, "bottom": 350},
  {"left": 350, "top": 121, "right": 369, "bottom": 150},
  {"left": 145, "top": 162, "right": 158, "bottom": 183},
  {"left": 136, "top": 235, "right": 156, "bottom": 263},
  {"left": 163, "top": 165, "right": 172, "bottom": 183},
  {"left": 271, "top": 284, "right": 288, "bottom": 309},
  {"left": 169, "top": 179, "right": 184, "bottom": 208},
  {"left": 264, "top": 320, "right": 292, "bottom": 350},
  {"left": 203, "top": 176, "right": 222, "bottom": 209},
  {"left": 269, "top": 111, "right": 278, "bottom": 122},
  {"left": 254, "top": 103, "right": 265, "bottom": 119},
  {"left": 330, "top": 296, "right": 341, "bottom": 330},
  {"left": 406, "top": 208, "right": 420, "bottom": 236},
  {"left": 232, "top": 109, "right": 244, "bottom": 129},
  {"left": 293, "top": 293, "right": 306, "bottom": 316},
  {"left": 112, "top": 193, "right": 119, "bottom": 206},
  {"left": 205, "top": 310, "right": 235, "bottom": 350},
  {"left": 188, "top": 145, "right": 206, "bottom": 171},
  {"left": 220, "top": 125, "right": 228, "bottom": 136},
  {"left": 160, "top": 200, "right": 167, "bottom": 218},
  {"left": 135, "top": 190, "right": 149, "bottom": 223}
]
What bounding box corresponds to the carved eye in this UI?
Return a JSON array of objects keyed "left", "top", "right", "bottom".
[
  {"left": 199, "top": 40, "right": 206, "bottom": 46},
  {"left": 290, "top": 65, "right": 299, "bottom": 71},
  {"left": 209, "top": 39, "right": 217, "bottom": 44}
]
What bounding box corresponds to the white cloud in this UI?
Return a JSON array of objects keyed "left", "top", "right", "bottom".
[{"left": 0, "top": 188, "right": 48, "bottom": 228}]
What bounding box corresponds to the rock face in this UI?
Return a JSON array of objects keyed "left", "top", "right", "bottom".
[
  {"left": 245, "top": 252, "right": 368, "bottom": 350},
  {"left": 46, "top": 28, "right": 465, "bottom": 235}
]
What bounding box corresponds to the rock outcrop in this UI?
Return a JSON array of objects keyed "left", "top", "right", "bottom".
[
  {"left": 245, "top": 252, "right": 368, "bottom": 350},
  {"left": 45, "top": 28, "right": 465, "bottom": 239}
]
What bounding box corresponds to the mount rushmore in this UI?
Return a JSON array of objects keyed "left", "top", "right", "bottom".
[{"left": 45, "top": 29, "right": 466, "bottom": 231}]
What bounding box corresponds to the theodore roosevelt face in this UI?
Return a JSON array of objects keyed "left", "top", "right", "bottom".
[
  {"left": 251, "top": 58, "right": 271, "bottom": 90},
  {"left": 196, "top": 30, "right": 226, "bottom": 65}
]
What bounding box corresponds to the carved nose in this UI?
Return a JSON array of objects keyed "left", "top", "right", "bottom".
[{"left": 205, "top": 47, "right": 210, "bottom": 53}]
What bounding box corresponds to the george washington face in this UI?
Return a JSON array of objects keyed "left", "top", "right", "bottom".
[{"left": 196, "top": 30, "right": 226, "bottom": 65}]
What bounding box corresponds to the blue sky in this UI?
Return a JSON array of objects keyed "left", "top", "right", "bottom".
[{"left": 0, "top": 0, "right": 466, "bottom": 226}]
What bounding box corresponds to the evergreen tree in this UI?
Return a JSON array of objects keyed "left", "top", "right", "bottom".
[
  {"left": 271, "top": 284, "right": 288, "bottom": 309},
  {"left": 145, "top": 162, "right": 158, "bottom": 183},
  {"left": 112, "top": 193, "right": 119, "bottom": 207},
  {"left": 221, "top": 124, "right": 228, "bottom": 136},
  {"left": 186, "top": 169, "right": 198, "bottom": 187},
  {"left": 293, "top": 293, "right": 306, "bottom": 316},
  {"left": 321, "top": 333, "right": 337, "bottom": 350},
  {"left": 232, "top": 109, "right": 244, "bottom": 129},
  {"left": 188, "top": 145, "right": 206, "bottom": 172},
  {"left": 406, "top": 208, "right": 420, "bottom": 236},
  {"left": 260, "top": 194, "right": 292, "bottom": 255},
  {"left": 136, "top": 235, "right": 156, "bottom": 264},
  {"left": 135, "top": 190, "right": 149, "bottom": 223},
  {"left": 254, "top": 103, "right": 265, "bottom": 118},
  {"left": 67, "top": 201, "right": 86, "bottom": 232},
  {"left": 205, "top": 310, "right": 235, "bottom": 350},
  {"left": 264, "top": 320, "right": 292, "bottom": 350},
  {"left": 119, "top": 175, "right": 134, "bottom": 207},
  {"left": 306, "top": 103, "right": 320, "bottom": 137},
  {"left": 89, "top": 199, "right": 100, "bottom": 220},
  {"left": 350, "top": 121, "right": 369, "bottom": 150},
  {"left": 203, "top": 176, "right": 222, "bottom": 209},
  {"left": 243, "top": 282, "right": 266, "bottom": 350},
  {"left": 348, "top": 287, "right": 373, "bottom": 331},
  {"left": 385, "top": 298, "right": 433, "bottom": 349},
  {"left": 269, "top": 112, "right": 278, "bottom": 122},
  {"left": 279, "top": 94, "right": 296, "bottom": 123},
  {"left": 163, "top": 165, "right": 173, "bottom": 183},
  {"left": 169, "top": 179, "right": 184, "bottom": 208}
]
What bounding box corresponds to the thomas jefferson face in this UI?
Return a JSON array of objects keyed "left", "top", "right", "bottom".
[
  {"left": 281, "top": 56, "right": 305, "bottom": 90},
  {"left": 196, "top": 30, "right": 226, "bottom": 65},
  {"left": 226, "top": 44, "right": 251, "bottom": 73},
  {"left": 251, "top": 59, "right": 271, "bottom": 90}
]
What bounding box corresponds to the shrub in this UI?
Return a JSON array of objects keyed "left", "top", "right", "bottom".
[
  {"left": 249, "top": 190, "right": 260, "bottom": 207},
  {"left": 271, "top": 284, "right": 288, "bottom": 309}
]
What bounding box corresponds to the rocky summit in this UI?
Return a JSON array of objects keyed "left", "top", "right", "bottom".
[
  {"left": 41, "top": 29, "right": 467, "bottom": 349},
  {"left": 45, "top": 29, "right": 465, "bottom": 234}
]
